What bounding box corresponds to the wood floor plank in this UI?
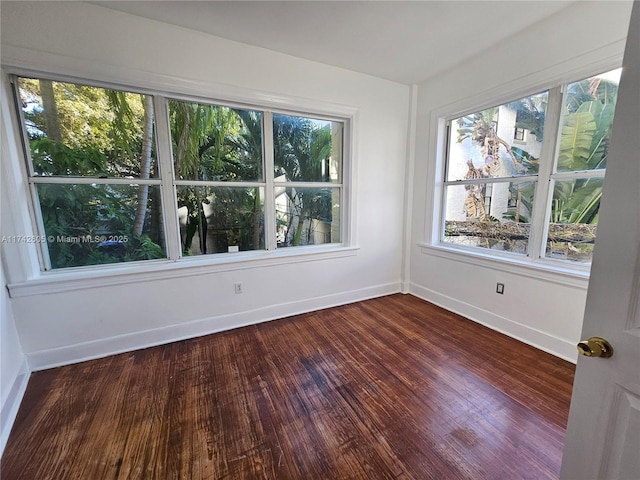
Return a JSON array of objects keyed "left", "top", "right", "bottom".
[{"left": 1, "top": 294, "right": 575, "bottom": 479}]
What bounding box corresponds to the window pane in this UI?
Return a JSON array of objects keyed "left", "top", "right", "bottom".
[
  {"left": 36, "top": 184, "right": 165, "bottom": 269},
  {"left": 18, "top": 78, "right": 157, "bottom": 179},
  {"left": 545, "top": 177, "right": 602, "bottom": 263},
  {"left": 443, "top": 181, "right": 535, "bottom": 254},
  {"left": 276, "top": 186, "right": 340, "bottom": 247},
  {"left": 177, "top": 186, "right": 264, "bottom": 255},
  {"left": 273, "top": 114, "right": 342, "bottom": 183},
  {"left": 557, "top": 69, "right": 621, "bottom": 172},
  {"left": 447, "top": 92, "right": 547, "bottom": 181},
  {"left": 169, "top": 100, "right": 263, "bottom": 182}
]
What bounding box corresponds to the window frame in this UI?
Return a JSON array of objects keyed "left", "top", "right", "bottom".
[
  {"left": 5, "top": 69, "right": 355, "bottom": 278},
  {"left": 429, "top": 65, "right": 621, "bottom": 275},
  {"left": 13, "top": 77, "right": 168, "bottom": 270},
  {"left": 271, "top": 111, "right": 345, "bottom": 249}
]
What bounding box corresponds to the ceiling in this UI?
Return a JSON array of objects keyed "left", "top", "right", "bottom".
[{"left": 92, "top": 1, "right": 576, "bottom": 85}]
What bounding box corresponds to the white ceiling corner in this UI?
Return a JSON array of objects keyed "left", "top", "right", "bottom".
[{"left": 91, "top": 1, "right": 579, "bottom": 85}]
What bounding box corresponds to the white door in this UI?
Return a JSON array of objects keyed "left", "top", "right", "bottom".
[{"left": 560, "top": 4, "right": 640, "bottom": 479}]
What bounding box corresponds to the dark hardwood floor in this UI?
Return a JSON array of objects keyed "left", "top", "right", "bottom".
[{"left": 1, "top": 294, "right": 575, "bottom": 479}]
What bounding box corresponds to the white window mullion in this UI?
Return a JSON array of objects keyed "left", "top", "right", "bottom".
[
  {"left": 174, "top": 180, "right": 265, "bottom": 188},
  {"left": 275, "top": 181, "right": 344, "bottom": 189},
  {"left": 529, "top": 85, "right": 564, "bottom": 261},
  {"left": 154, "top": 96, "right": 181, "bottom": 261},
  {"left": 550, "top": 169, "right": 606, "bottom": 181},
  {"left": 443, "top": 175, "right": 539, "bottom": 188},
  {"left": 263, "top": 111, "right": 276, "bottom": 251},
  {"left": 437, "top": 122, "right": 453, "bottom": 244}
]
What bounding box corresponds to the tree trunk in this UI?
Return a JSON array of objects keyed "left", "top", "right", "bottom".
[
  {"left": 149, "top": 186, "right": 164, "bottom": 249},
  {"left": 293, "top": 219, "right": 304, "bottom": 246},
  {"left": 39, "top": 80, "right": 62, "bottom": 142},
  {"left": 133, "top": 95, "right": 154, "bottom": 236},
  {"left": 252, "top": 194, "right": 261, "bottom": 249}
]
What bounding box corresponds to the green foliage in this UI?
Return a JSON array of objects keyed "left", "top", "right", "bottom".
[
  {"left": 169, "top": 101, "right": 259, "bottom": 182},
  {"left": 552, "top": 178, "right": 603, "bottom": 224},
  {"left": 124, "top": 235, "right": 166, "bottom": 261},
  {"left": 456, "top": 108, "right": 498, "bottom": 144},
  {"left": 20, "top": 78, "right": 151, "bottom": 178},
  {"left": 558, "top": 110, "right": 597, "bottom": 171},
  {"left": 510, "top": 146, "right": 539, "bottom": 172},
  {"left": 554, "top": 76, "right": 618, "bottom": 225},
  {"left": 19, "top": 78, "right": 164, "bottom": 268},
  {"left": 20, "top": 77, "right": 338, "bottom": 265},
  {"left": 508, "top": 93, "right": 547, "bottom": 140},
  {"left": 30, "top": 138, "right": 109, "bottom": 177},
  {"left": 37, "top": 181, "right": 165, "bottom": 268}
]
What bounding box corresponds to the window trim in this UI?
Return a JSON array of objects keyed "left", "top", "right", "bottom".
[
  {"left": 2, "top": 64, "right": 358, "bottom": 283},
  {"left": 423, "top": 56, "right": 623, "bottom": 276}
]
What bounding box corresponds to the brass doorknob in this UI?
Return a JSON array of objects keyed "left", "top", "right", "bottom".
[{"left": 577, "top": 337, "right": 614, "bottom": 358}]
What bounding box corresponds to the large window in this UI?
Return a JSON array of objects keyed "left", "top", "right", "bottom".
[
  {"left": 441, "top": 68, "right": 620, "bottom": 265},
  {"left": 13, "top": 76, "right": 346, "bottom": 270}
]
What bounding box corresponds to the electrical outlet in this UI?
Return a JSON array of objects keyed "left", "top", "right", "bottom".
[
  {"left": 496, "top": 283, "right": 505, "bottom": 295},
  {"left": 234, "top": 283, "right": 242, "bottom": 294}
]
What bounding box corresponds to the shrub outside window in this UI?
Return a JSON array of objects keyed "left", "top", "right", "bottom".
[
  {"left": 441, "top": 68, "right": 620, "bottom": 265},
  {"left": 13, "top": 76, "right": 346, "bottom": 270}
]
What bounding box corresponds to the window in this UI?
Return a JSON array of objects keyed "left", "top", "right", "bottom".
[
  {"left": 168, "top": 100, "right": 265, "bottom": 256},
  {"left": 441, "top": 68, "right": 620, "bottom": 265},
  {"left": 13, "top": 76, "right": 347, "bottom": 270},
  {"left": 273, "top": 114, "right": 342, "bottom": 248},
  {"left": 16, "top": 78, "right": 165, "bottom": 269}
]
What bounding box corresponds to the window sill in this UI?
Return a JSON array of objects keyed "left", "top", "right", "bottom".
[
  {"left": 419, "top": 242, "right": 590, "bottom": 289},
  {"left": 7, "top": 244, "right": 359, "bottom": 298}
]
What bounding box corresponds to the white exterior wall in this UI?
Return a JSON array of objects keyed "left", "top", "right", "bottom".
[
  {"left": 0, "top": 2, "right": 409, "bottom": 368},
  {"left": 409, "top": 0, "right": 634, "bottom": 362}
]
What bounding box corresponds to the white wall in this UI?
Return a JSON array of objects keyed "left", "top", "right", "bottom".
[
  {"left": 409, "top": 0, "right": 634, "bottom": 362},
  {"left": 0, "top": 2, "right": 409, "bottom": 368},
  {"left": 0, "top": 258, "right": 28, "bottom": 453},
  {"left": 0, "top": 64, "right": 30, "bottom": 452}
]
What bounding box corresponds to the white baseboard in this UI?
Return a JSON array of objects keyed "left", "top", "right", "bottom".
[
  {"left": 409, "top": 283, "right": 578, "bottom": 363},
  {"left": 27, "top": 282, "right": 401, "bottom": 371},
  {"left": 0, "top": 358, "right": 30, "bottom": 455}
]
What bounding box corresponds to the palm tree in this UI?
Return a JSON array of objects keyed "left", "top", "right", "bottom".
[
  {"left": 456, "top": 108, "right": 525, "bottom": 222},
  {"left": 133, "top": 95, "right": 154, "bottom": 236}
]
